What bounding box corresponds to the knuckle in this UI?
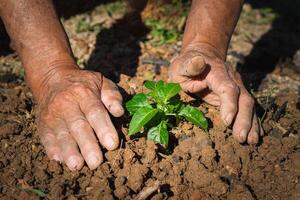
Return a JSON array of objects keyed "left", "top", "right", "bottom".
[
  {"left": 39, "top": 110, "right": 55, "bottom": 126},
  {"left": 69, "top": 118, "right": 88, "bottom": 133},
  {"left": 39, "top": 132, "right": 55, "bottom": 146},
  {"left": 51, "top": 92, "right": 73, "bottom": 108},
  {"left": 71, "top": 83, "right": 90, "bottom": 96},
  {"left": 248, "top": 97, "right": 255, "bottom": 107},
  {"left": 89, "top": 71, "right": 102, "bottom": 80},
  {"left": 217, "top": 81, "right": 239, "bottom": 97},
  {"left": 56, "top": 131, "right": 70, "bottom": 141},
  {"left": 86, "top": 108, "right": 103, "bottom": 121},
  {"left": 222, "top": 81, "right": 239, "bottom": 93},
  {"left": 242, "top": 93, "right": 255, "bottom": 107}
]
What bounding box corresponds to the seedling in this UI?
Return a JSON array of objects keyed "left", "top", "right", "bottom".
[{"left": 125, "top": 80, "right": 208, "bottom": 146}]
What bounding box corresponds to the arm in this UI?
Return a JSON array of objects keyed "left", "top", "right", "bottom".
[
  {"left": 0, "top": 0, "right": 75, "bottom": 100},
  {"left": 169, "top": 0, "right": 263, "bottom": 144},
  {"left": 0, "top": 0, "right": 124, "bottom": 170},
  {"left": 182, "top": 0, "right": 243, "bottom": 60}
]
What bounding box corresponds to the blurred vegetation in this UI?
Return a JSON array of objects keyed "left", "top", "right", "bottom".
[
  {"left": 75, "top": 1, "right": 126, "bottom": 34},
  {"left": 103, "top": 1, "right": 126, "bottom": 17},
  {"left": 143, "top": 0, "right": 190, "bottom": 46},
  {"left": 240, "top": 5, "right": 278, "bottom": 25},
  {"left": 144, "top": 18, "right": 180, "bottom": 46},
  {"left": 75, "top": 0, "right": 280, "bottom": 47},
  {"left": 76, "top": 20, "right": 103, "bottom": 34}
]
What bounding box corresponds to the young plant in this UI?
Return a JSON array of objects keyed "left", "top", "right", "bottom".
[{"left": 125, "top": 80, "right": 208, "bottom": 146}]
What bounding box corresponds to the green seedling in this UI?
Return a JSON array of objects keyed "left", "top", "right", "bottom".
[{"left": 126, "top": 80, "right": 208, "bottom": 146}]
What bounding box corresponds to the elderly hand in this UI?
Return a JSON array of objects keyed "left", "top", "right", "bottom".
[
  {"left": 36, "top": 66, "right": 124, "bottom": 170},
  {"left": 169, "top": 43, "right": 263, "bottom": 144}
]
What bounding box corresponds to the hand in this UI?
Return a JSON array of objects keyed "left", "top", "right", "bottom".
[
  {"left": 35, "top": 66, "right": 124, "bottom": 170},
  {"left": 169, "top": 43, "right": 263, "bottom": 144}
]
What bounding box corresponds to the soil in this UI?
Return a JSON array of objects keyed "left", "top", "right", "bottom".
[{"left": 0, "top": 1, "right": 300, "bottom": 200}]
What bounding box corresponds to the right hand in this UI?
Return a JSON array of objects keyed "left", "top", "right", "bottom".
[{"left": 35, "top": 66, "right": 124, "bottom": 170}]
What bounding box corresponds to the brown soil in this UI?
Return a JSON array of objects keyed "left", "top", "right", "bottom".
[{"left": 1, "top": 1, "right": 300, "bottom": 200}]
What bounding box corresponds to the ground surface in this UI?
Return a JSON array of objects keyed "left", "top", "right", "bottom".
[{"left": 0, "top": 1, "right": 300, "bottom": 199}]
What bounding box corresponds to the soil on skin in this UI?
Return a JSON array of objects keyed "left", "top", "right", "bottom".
[{"left": 1, "top": 1, "right": 300, "bottom": 199}]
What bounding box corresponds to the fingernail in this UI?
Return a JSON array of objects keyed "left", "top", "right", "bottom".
[
  {"left": 239, "top": 130, "right": 247, "bottom": 143},
  {"left": 86, "top": 153, "right": 100, "bottom": 170},
  {"left": 114, "top": 102, "right": 124, "bottom": 113},
  {"left": 249, "top": 132, "right": 259, "bottom": 144},
  {"left": 105, "top": 135, "right": 117, "bottom": 150},
  {"left": 110, "top": 101, "right": 124, "bottom": 117},
  {"left": 224, "top": 114, "right": 234, "bottom": 126},
  {"left": 67, "top": 156, "right": 79, "bottom": 170}
]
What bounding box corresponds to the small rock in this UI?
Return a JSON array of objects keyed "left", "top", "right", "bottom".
[{"left": 114, "top": 186, "right": 130, "bottom": 199}]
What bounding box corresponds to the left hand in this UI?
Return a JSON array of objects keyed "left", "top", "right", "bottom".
[{"left": 169, "top": 43, "right": 263, "bottom": 144}]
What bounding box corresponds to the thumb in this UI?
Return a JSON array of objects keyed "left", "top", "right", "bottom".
[
  {"left": 169, "top": 53, "right": 206, "bottom": 81},
  {"left": 180, "top": 54, "right": 206, "bottom": 77}
]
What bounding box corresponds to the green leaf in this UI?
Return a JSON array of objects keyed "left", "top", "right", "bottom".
[
  {"left": 125, "top": 93, "right": 152, "bottom": 115},
  {"left": 147, "top": 121, "right": 169, "bottom": 145},
  {"left": 155, "top": 81, "right": 165, "bottom": 101},
  {"left": 144, "top": 80, "right": 156, "bottom": 90},
  {"left": 179, "top": 105, "right": 208, "bottom": 131},
  {"left": 147, "top": 81, "right": 181, "bottom": 104},
  {"left": 145, "top": 110, "right": 165, "bottom": 128},
  {"left": 128, "top": 107, "right": 158, "bottom": 135},
  {"left": 167, "top": 99, "right": 183, "bottom": 114},
  {"left": 156, "top": 80, "right": 164, "bottom": 88},
  {"left": 162, "top": 83, "right": 181, "bottom": 102}
]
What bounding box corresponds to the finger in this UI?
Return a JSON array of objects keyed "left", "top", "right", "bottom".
[
  {"left": 80, "top": 93, "right": 119, "bottom": 150},
  {"left": 232, "top": 91, "right": 254, "bottom": 143},
  {"left": 170, "top": 53, "right": 207, "bottom": 78},
  {"left": 198, "top": 89, "right": 220, "bottom": 106},
  {"left": 101, "top": 77, "right": 124, "bottom": 117},
  {"left": 207, "top": 67, "right": 239, "bottom": 126},
  {"left": 247, "top": 114, "right": 260, "bottom": 144},
  {"left": 63, "top": 106, "right": 103, "bottom": 170},
  {"left": 169, "top": 54, "right": 208, "bottom": 93},
  {"left": 259, "top": 120, "right": 264, "bottom": 136},
  {"left": 229, "top": 68, "right": 262, "bottom": 142},
  {"left": 181, "top": 54, "right": 206, "bottom": 77},
  {"left": 38, "top": 125, "right": 62, "bottom": 162},
  {"left": 56, "top": 129, "right": 84, "bottom": 170}
]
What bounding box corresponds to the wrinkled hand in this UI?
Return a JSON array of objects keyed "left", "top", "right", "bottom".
[
  {"left": 169, "top": 44, "right": 263, "bottom": 144},
  {"left": 36, "top": 67, "right": 124, "bottom": 170}
]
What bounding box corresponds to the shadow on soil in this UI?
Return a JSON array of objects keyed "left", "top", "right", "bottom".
[
  {"left": 0, "top": 0, "right": 118, "bottom": 56},
  {"left": 86, "top": 0, "right": 149, "bottom": 82},
  {"left": 239, "top": 0, "right": 300, "bottom": 89}
]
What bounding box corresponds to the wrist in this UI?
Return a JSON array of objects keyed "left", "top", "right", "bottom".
[
  {"left": 25, "top": 57, "right": 79, "bottom": 102},
  {"left": 181, "top": 41, "right": 226, "bottom": 61}
]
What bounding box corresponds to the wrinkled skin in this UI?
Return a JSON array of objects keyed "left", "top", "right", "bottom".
[
  {"left": 169, "top": 44, "right": 263, "bottom": 144},
  {"left": 0, "top": 0, "right": 263, "bottom": 171},
  {"left": 36, "top": 67, "right": 124, "bottom": 170},
  {"left": 169, "top": 0, "right": 263, "bottom": 144}
]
